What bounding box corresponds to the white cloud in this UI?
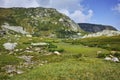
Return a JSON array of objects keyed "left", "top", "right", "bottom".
[
  {"left": 113, "top": 3, "right": 120, "bottom": 13},
  {"left": 0, "top": 0, "right": 39, "bottom": 8},
  {"left": 49, "top": 0, "right": 94, "bottom": 23},
  {"left": 0, "top": 0, "right": 93, "bottom": 23},
  {"left": 49, "top": 0, "right": 93, "bottom": 23},
  {"left": 59, "top": 9, "right": 93, "bottom": 23},
  {"left": 58, "top": 9, "right": 70, "bottom": 16}
]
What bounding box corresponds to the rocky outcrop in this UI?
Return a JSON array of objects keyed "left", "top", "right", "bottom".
[
  {"left": 78, "top": 23, "right": 117, "bottom": 33},
  {"left": 2, "top": 23, "right": 28, "bottom": 34}
]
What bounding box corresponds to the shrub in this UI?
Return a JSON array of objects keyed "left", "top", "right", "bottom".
[
  {"left": 73, "top": 53, "right": 82, "bottom": 58},
  {"left": 49, "top": 48, "right": 64, "bottom": 53},
  {"left": 97, "top": 53, "right": 106, "bottom": 58},
  {"left": 113, "top": 52, "right": 120, "bottom": 57},
  {"left": 48, "top": 44, "right": 57, "bottom": 48},
  {"left": 0, "top": 74, "right": 10, "bottom": 80}
]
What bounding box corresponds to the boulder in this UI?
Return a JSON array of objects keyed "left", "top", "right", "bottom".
[
  {"left": 3, "top": 42, "right": 17, "bottom": 51},
  {"left": 111, "top": 57, "right": 119, "bottom": 62}
]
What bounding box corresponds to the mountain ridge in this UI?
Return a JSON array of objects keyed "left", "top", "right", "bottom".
[{"left": 78, "top": 23, "right": 117, "bottom": 33}]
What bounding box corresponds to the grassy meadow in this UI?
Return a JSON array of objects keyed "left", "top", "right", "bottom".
[
  {"left": 0, "top": 36, "right": 120, "bottom": 80},
  {"left": 70, "top": 36, "right": 120, "bottom": 51}
]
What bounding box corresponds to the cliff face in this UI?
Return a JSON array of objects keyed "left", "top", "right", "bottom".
[
  {"left": 78, "top": 23, "right": 117, "bottom": 33},
  {"left": 0, "top": 7, "right": 83, "bottom": 38}
]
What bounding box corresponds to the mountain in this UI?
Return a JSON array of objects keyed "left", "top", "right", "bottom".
[
  {"left": 0, "top": 7, "right": 83, "bottom": 38},
  {"left": 78, "top": 23, "right": 117, "bottom": 33}
]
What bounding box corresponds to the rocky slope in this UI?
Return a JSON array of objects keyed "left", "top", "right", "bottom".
[
  {"left": 0, "top": 7, "right": 83, "bottom": 38},
  {"left": 78, "top": 23, "right": 117, "bottom": 33},
  {"left": 82, "top": 30, "right": 120, "bottom": 38}
]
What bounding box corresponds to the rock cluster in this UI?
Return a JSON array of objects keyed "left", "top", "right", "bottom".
[{"left": 104, "top": 55, "right": 119, "bottom": 62}]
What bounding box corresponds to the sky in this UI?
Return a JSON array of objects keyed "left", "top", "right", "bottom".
[{"left": 0, "top": 0, "right": 120, "bottom": 30}]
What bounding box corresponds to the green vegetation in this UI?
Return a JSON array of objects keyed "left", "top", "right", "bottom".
[
  {"left": 10, "top": 59, "right": 120, "bottom": 80},
  {"left": 64, "top": 36, "right": 120, "bottom": 51},
  {"left": 0, "top": 34, "right": 120, "bottom": 80},
  {"left": 10, "top": 43, "right": 120, "bottom": 80},
  {"left": 0, "top": 55, "right": 22, "bottom": 67}
]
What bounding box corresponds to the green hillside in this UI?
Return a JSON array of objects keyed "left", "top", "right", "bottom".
[{"left": 0, "top": 7, "right": 84, "bottom": 38}]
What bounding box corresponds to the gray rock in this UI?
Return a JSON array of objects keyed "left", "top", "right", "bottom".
[
  {"left": 2, "top": 23, "right": 28, "bottom": 34},
  {"left": 83, "top": 30, "right": 120, "bottom": 38},
  {"left": 3, "top": 42, "right": 17, "bottom": 51}
]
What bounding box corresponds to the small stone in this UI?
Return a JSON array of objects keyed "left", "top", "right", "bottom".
[
  {"left": 54, "top": 51, "right": 61, "bottom": 55},
  {"left": 16, "top": 70, "right": 24, "bottom": 74},
  {"left": 39, "top": 64, "right": 43, "bottom": 66}
]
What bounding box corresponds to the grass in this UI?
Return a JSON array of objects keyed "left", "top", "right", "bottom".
[
  {"left": 0, "top": 54, "right": 23, "bottom": 79},
  {"left": 54, "top": 43, "right": 109, "bottom": 58},
  {"left": 70, "top": 36, "right": 120, "bottom": 51},
  {"left": 0, "top": 54, "right": 22, "bottom": 67},
  {"left": 0, "top": 36, "right": 120, "bottom": 80},
  {"left": 10, "top": 58, "right": 120, "bottom": 80},
  {"left": 10, "top": 40, "right": 120, "bottom": 80}
]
